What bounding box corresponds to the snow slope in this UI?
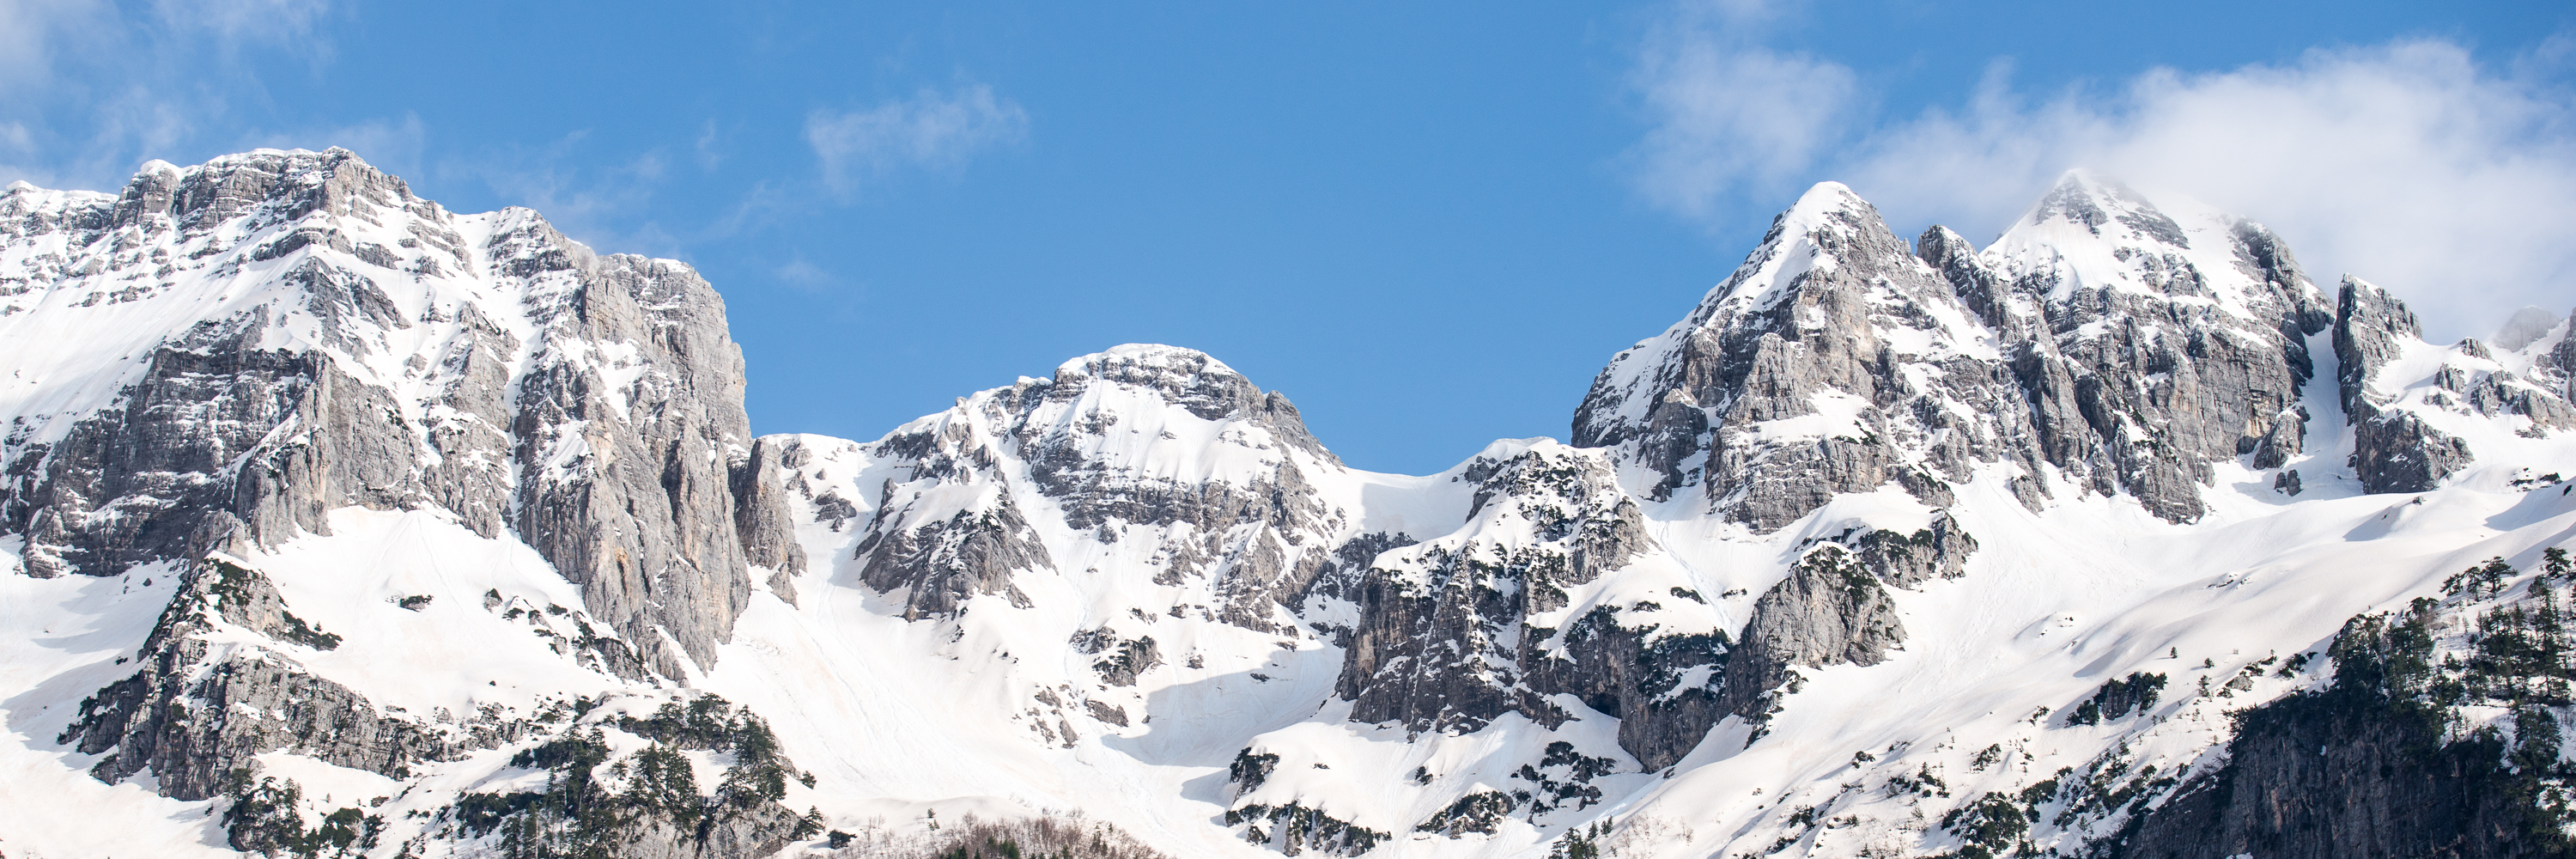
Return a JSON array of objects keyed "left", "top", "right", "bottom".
[{"left": 2, "top": 154, "right": 2573, "bottom": 859}]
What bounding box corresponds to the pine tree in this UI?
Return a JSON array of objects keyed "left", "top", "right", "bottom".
[{"left": 2538, "top": 586, "right": 2569, "bottom": 702}]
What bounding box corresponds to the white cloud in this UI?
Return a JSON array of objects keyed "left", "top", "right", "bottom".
[
  {"left": 0, "top": 0, "right": 340, "bottom": 191},
  {"left": 695, "top": 119, "right": 724, "bottom": 171},
  {"left": 805, "top": 83, "right": 1029, "bottom": 196},
  {"left": 0, "top": 0, "right": 106, "bottom": 93},
  {"left": 1629, "top": 23, "right": 2576, "bottom": 339},
  {"left": 444, "top": 136, "right": 682, "bottom": 258},
  {"left": 1624, "top": 1, "right": 1855, "bottom": 219},
  {"left": 1843, "top": 40, "right": 2576, "bottom": 339},
  {"left": 151, "top": 0, "right": 333, "bottom": 46},
  {"left": 775, "top": 256, "right": 836, "bottom": 292}
]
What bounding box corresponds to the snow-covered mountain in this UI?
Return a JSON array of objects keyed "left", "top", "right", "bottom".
[{"left": 2, "top": 151, "right": 2572, "bottom": 859}]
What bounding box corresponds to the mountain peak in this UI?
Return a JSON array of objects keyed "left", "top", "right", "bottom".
[
  {"left": 2497, "top": 305, "right": 2565, "bottom": 351},
  {"left": 2014, "top": 169, "right": 2189, "bottom": 248},
  {"left": 1765, "top": 180, "right": 1874, "bottom": 244},
  {"left": 1057, "top": 343, "right": 1242, "bottom": 381}
]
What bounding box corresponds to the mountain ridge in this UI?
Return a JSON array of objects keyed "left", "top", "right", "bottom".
[{"left": 1, "top": 149, "right": 2572, "bottom": 859}]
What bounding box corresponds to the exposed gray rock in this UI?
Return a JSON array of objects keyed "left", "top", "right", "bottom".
[
  {"left": 2350, "top": 411, "right": 2474, "bottom": 494},
  {"left": 501, "top": 228, "right": 782, "bottom": 679},
  {"left": 1577, "top": 174, "right": 2328, "bottom": 530},
  {"left": 2469, "top": 372, "right": 2576, "bottom": 430},
  {"left": 1086, "top": 699, "right": 1133, "bottom": 727},
  {"left": 1965, "top": 179, "right": 2331, "bottom": 523},
  {"left": 2551, "top": 308, "right": 2576, "bottom": 400},
  {"left": 732, "top": 436, "right": 811, "bottom": 606},
  {"left": 9, "top": 307, "right": 425, "bottom": 580},
  {"left": 854, "top": 497, "right": 1048, "bottom": 619},
  {"left": 1574, "top": 184, "right": 2047, "bottom": 531},
  {"left": 1713, "top": 545, "right": 1904, "bottom": 730},
  {"left": 601, "top": 805, "right": 807, "bottom": 859},
  {"left": 59, "top": 558, "right": 521, "bottom": 801},
  {"left": 2250, "top": 407, "right": 2306, "bottom": 469},
  {"left": 2335, "top": 278, "right": 2476, "bottom": 493},
  {"left": 1327, "top": 445, "right": 1766, "bottom": 771},
  {"left": 4, "top": 149, "right": 800, "bottom": 679},
  {"left": 1084, "top": 633, "right": 1164, "bottom": 687},
  {"left": 1852, "top": 513, "right": 1978, "bottom": 588},
  {"left": 2333, "top": 276, "right": 2421, "bottom": 419},
  {"left": 1526, "top": 606, "right": 1729, "bottom": 772},
  {"left": 1336, "top": 448, "right": 1649, "bottom": 738},
  {"left": 853, "top": 346, "right": 1348, "bottom": 634},
  {"left": 2108, "top": 617, "right": 2555, "bottom": 859}
]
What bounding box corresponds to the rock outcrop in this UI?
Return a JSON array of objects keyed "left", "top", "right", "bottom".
[
  {"left": 1576, "top": 173, "right": 2333, "bottom": 529},
  {"left": 12, "top": 152, "right": 2574, "bottom": 859},
  {"left": 1573, "top": 183, "right": 2044, "bottom": 530},
  {"left": 59, "top": 558, "right": 527, "bottom": 801},
  {"left": 847, "top": 345, "right": 1358, "bottom": 631},
  {"left": 2333, "top": 277, "right": 2476, "bottom": 493},
  {"left": 0, "top": 149, "right": 798, "bottom": 679},
  {"left": 2108, "top": 612, "right": 2567, "bottom": 859}
]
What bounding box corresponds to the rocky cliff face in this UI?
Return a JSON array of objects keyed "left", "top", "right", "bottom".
[
  {"left": 1573, "top": 182, "right": 2043, "bottom": 529},
  {"left": 0, "top": 149, "right": 797, "bottom": 681},
  {"left": 1574, "top": 174, "right": 2334, "bottom": 530},
  {"left": 3, "top": 154, "right": 2573, "bottom": 859},
  {"left": 0, "top": 149, "right": 805, "bottom": 852},
  {"left": 2332, "top": 276, "right": 2575, "bottom": 495},
  {"left": 842, "top": 345, "right": 1359, "bottom": 630},
  {"left": 2110, "top": 597, "right": 2576, "bottom": 859}
]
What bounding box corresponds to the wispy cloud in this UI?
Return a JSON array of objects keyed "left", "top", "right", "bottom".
[
  {"left": 694, "top": 119, "right": 725, "bottom": 171},
  {"left": 1624, "top": 0, "right": 1856, "bottom": 219},
  {"left": 149, "top": 0, "right": 335, "bottom": 48},
  {"left": 774, "top": 256, "right": 838, "bottom": 292},
  {"left": 444, "top": 134, "right": 683, "bottom": 258},
  {"left": 805, "top": 82, "right": 1029, "bottom": 197},
  {"left": 1847, "top": 40, "right": 2576, "bottom": 339},
  {"left": 1625, "top": 5, "right": 2576, "bottom": 338},
  {"left": 0, "top": 0, "right": 345, "bottom": 191}
]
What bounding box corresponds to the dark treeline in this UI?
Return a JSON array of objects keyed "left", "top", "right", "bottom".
[{"left": 828, "top": 814, "right": 1171, "bottom": 859}]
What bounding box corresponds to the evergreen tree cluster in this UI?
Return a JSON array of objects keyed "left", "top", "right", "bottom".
[
  {"left": 2430, "top": 549, "right": 2576, "bottom": 708},
  {"left": 436, "top": 694, "right": 818, "bottom": 858},
  {"left": 895, "top": 814, "right": 1169, "bottom": 859},
  {"left": 218, "top": 771, "right": 382, "bottom": 858},
  {"left": 1938, "top": 792, "right": 2030, "bottom": 859},
  {"left": 1545, "top": 818, "right": 1612, "bottom": 859},
  {"left": 2303, "top": 553, "right": 2576, "bottom": 851}
]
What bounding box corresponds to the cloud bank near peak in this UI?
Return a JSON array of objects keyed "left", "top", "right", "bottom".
[{"left": 1627, "top": 9, "right": 2576, "bottom": 341}]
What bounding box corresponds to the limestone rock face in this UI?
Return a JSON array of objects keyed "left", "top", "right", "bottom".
[
  {"left": 842, "top": 345, "right": 1355, "bottom": 631},
  {"left": 2333, "top": 277, "right": 2425, "bottom": 417},
  {"left": 2553, "top": 309, "right": 2576, "bottom": 399},
  {"left": 1712, "top": 545, "right": 1904, "bottom": 728},
  {"left": 58, "top": 559, "right": 528, "bottom": 801},
  {"left": 1939, "top": 174, "right": 2333, "bottom": 522},
  {"left": 0, "top": 150, "right": 804, "bottom": 833},
  {"left": 2328, "top": 277, "right": 2576, "bottom": 493},
  {"left": 0, "top": 149, "right": 796, "bottom": 679},
  {"left": 1334, "top": 446, "right": 1657, "bottom": 735},
  {"left": 1577, "top": 174, "right": 2334, "bottom": 530},
  {"left": 15, "top": 153, "right": 2576, "bottom": 859},
  {"left": 498, "top": 228, "right": 785, "bottom": 676},
  {"left": 1574, "top": 183, "right": 2044, "bottom": 530}
]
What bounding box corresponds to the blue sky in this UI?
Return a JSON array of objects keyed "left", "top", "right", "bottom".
[{"left": 4, "top": 1, "right": 2571, "bottom": 474}]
